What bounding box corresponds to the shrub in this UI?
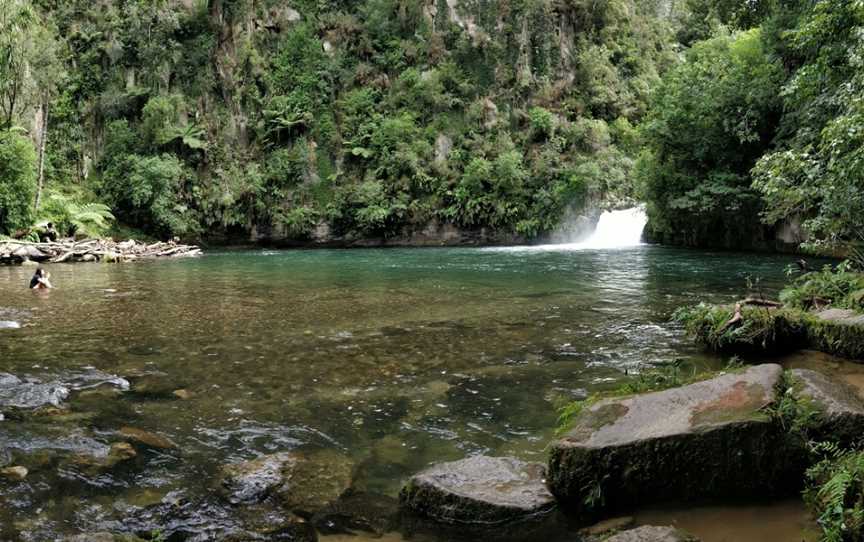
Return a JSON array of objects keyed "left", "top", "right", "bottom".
[{"left": 528, "top": 106, "right": 555, "bottom": 140}]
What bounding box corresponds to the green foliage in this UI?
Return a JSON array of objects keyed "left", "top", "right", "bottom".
[
  {"left": 806, "top": 448, "right": 864, "bottom": 542},
  {"left": 0, "top": 129, "right": 36, "bottom": 233},
  {"left": 38, "top": 189, "right": 114, "bottom": 237},
  {"left": 555, "top": 394, "right": 600, "bottom": 435},
  {"left": 752, "top": 0, "right": 864, "bottom": 254},
  {"left": 765, "top": 371, "right": 820, "bottom": 441},
  {"left": 279, "top": 206, "right": 319, "bottom": 239},
  {"left": 528, "top": 107, "right": 555, "bottom": 141},
  {"left": 638, "top": 29, "right": 784, "bottom": 248},
  {"left": 781, "top": 263, "right": 864, "bottom": 312},
  {"left": 100, "top": 152, "right": 193, "bottom": 237},
  {"left": 4, "top": 0, "right": 678, "bottom": 242}
]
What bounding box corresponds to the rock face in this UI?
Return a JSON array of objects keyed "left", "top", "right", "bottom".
[
  {"left": 548, "top": 364, "right": 799, "bottom": 514},
  {"left": 399, "top": 455, "right": 556, "bottom": 525},
  {"left": 604, "top": 526, "right": 700, "bottom": 542},
  {"left": 219, "top": 449, "right": 354, "bottom": 517},
  {"left": 791, "top": 369, "right": 864, "bottom": 443}
]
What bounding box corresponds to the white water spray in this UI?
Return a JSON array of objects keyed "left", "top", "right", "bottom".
[
  {"left": 575, "top": 206, "right": 648, "bottom": 249},
  {"left": 483, "top": 206, "right": 648, "bottom": 252}
]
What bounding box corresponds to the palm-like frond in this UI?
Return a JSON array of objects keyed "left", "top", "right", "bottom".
[{"left": 68, "top": 202, "right": 114, "bottom": 237}]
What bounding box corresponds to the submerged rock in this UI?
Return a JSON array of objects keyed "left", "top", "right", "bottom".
[
  {"left": 399, "top": 455, "right": 556, "bottom": 526},
  {"left": 604, "top": 526, "right": 700, "bottom": 542},
  {"left": 220, "top": 452, "right": 294, "bottom": 505},
  {"left": 118, "top": 427, "right": 177, "bottom": 450},
  {"left": 127, "top": 373, "right": 178, "bottom": 399},
  {"left": 312, "top": 492, "right": 399, "bottom": 536},
  {"left": 548, "top": 364, "right": 799, "bottom": 514},
  {"left": 580, "top": 516, "right": 636, "bottom": 537},
  {"left": 219, "top": 449, "right": 355, "bottom": 516},
  {"left": 0, "top": 465, "right": 28, "bottom": 481},
  {"left": 234, "top": 503, "right": 318, "bottom": 541},
  {"left": 65, "top": 534, "right": 146, "bottom": 542},
  {"left": 791, "top": 369, "right": 864, "bottom": 443},
  {"left": 0, "top": 373, "right": 69, "bottom": 410}
]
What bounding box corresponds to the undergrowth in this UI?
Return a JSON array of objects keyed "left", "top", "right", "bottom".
[
  {"left": 673, "top": 303, "right": 807, "bottom": 354},
  {"left": 781, "top": 262, "right": 864, "bottom": 312},
  {"left": 806, "top": 443, "right": 864, "bottom": 542}
]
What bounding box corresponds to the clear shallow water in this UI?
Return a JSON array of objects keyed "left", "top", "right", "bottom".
[{"left": 0, "top": 246, "right": 812, "bottom": 540}]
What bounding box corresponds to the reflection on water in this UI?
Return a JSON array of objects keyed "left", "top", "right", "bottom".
[{"left": 0, "top": 246, "right": 814, "bottom": 540}]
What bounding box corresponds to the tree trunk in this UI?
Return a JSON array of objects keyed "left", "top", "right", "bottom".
[{"left": 34, "top": 100, "right": 48, "bottom": 212}]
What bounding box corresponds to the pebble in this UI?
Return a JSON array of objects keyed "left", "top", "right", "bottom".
[{"left": 0, "top": 466, "right": 29, "bottom": 481}]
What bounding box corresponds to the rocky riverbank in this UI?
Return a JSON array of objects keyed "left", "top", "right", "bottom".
[{"left": 0, "top": 238, "right": 201, "bottom": 265}]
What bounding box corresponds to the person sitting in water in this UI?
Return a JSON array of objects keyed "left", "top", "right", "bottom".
[{"left": 29, "top": 268, "right": 53, "bottom": 289}]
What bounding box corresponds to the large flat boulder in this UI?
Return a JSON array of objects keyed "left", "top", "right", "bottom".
[
  {"left": 400, "top": 455, "right": 556, "bottom": 526},
  {"left": 809, "top": 309, "right": 864, "bottom": 359},
  {"left": 816, "top": 309, "right": 864, "bottom": 326},
  {"left": 548, "top": 364, "right": 799, "bottom": 514},
  {"left": 791, "top": 368, "right": 864, "bottom": 443}
]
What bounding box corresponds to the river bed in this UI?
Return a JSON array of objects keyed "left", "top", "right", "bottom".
[{"left": 0, "top": 245, "right": 828, "bottom": 540}]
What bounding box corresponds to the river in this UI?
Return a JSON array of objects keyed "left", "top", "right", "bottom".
[{"left": 0, "top": 237, "right": 825, "bottom": 541}]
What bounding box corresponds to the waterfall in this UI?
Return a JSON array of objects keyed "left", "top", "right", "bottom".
[
  {"left": 483, "top": 206, "right": 647, "bottom": 252},
  {"left": 575, "top": 206, "right": 648, "bottom": 249}
]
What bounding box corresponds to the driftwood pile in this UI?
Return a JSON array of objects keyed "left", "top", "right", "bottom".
[{"left": 0, "top": 239, "right": 202, "bottom": 265}]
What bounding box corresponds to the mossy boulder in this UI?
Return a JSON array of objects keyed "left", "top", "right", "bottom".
[
  {"left": 399, "top": 455, "right": 556, "bottom": 526},
  {"left": 548, "top": 364, "right": 800, "bottom": 515},
  {"left": 678, "top": 304, "right": 864, "bottom": 360},
  {"left": 791, "top": 368, "right": 864, "bottom": 444},
  {"left": 807, "top": 309, "right": 864, "bottom": 360}
]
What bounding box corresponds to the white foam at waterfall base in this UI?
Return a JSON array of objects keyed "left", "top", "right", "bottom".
[
  {"left": 483, "top": 206, "right": 648, "bottom": 252},
  {"left": 576, "top": 206, "right": 648, "bottom": 248}
]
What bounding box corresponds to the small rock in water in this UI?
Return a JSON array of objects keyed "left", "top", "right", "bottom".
[
  {"left": 604, "top": 526, "right": 701, "bottom": 542},
  {"left": 220, "top": 452, "right": 296, "bottom": 505},
  {"left": 400, "top": 455, "right": 556, "bottom": 525},
  {"left": 0, "top": 465, "right": 28, "bottom": 481},
  {"left": 172, "top": 388, "right": 195, "bottom": 400},
  {"left": 128, "top": 373, "right": 178, "bottom": 399},
  {"left": 0, "top": 373, "right": 69, "bottom": 409},
  {"left": 119, "top": 426, "right": 177, "bottom": 450},
  {"left": 219, "top": 449, "right": 355, "bottom": 516}
]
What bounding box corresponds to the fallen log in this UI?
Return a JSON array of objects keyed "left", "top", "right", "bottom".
[
  {"left": 740, "top": 297, "right": 783, "bottom": 308},
  {"left": 0, "top": 238, "right": 201, "bottom": 265}
]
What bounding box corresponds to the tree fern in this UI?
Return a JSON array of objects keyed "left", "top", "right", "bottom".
[{"left": 68, "top": 202, "right": 114, "bottom": 237}]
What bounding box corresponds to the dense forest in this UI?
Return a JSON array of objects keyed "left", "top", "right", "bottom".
[{"left": 0, "top": 0, "right": 862, "bottom": 252}]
